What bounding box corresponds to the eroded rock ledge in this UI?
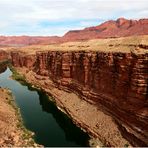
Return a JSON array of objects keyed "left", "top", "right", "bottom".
[
  {"left": 9, "top": 37, "right": 148, "bottom": 147},
  {"left": 0, "top": 49, "right": 9, "bottom": 62},
  {"left": 10, "top": 52, "right": 148, "bottom": 146}
]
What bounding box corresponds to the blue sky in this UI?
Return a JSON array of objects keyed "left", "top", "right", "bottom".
[{"left": 0, "top": 0, "right": 148, "bottom": 36}]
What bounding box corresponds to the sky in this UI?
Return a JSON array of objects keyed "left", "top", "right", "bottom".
[{"left": 0, "top": 0, "right": 148, "bottom": 36}]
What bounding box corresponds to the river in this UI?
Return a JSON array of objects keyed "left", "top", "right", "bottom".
[{"left": 0, "top": 66, "right": 89, "bottom": 147}]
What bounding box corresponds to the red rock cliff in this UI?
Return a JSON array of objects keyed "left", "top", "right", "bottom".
[
  {"left": 0, "top": 63, "right": 7, "bottom": 73},
  {"left": 10, "top": 38, "right": 148, "bottom": 146},
  {"left": 11, "top": 52, "right": 36, "bottom": 69},
  {"left": 11, "top": 35, "right": 148, "bottom": 146},
  {"left": 0, "top": 50, "right": 9, "bottom": 62}
]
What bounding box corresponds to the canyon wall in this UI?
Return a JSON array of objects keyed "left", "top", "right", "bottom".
[
  {"left": 0, "top": 50, "right": 9, "bottom": 74},
  {"left": 10, "top": 49, "right": 148, "bottom": 146},
  {"left": 0, "top": 63, "right": 7, "bottom": 74},
  {"left": 11, "top": 52, "right": 36, "bottom": 69},
  {"left": 0, "top": 50, "right": 9, "bottom": 62}
]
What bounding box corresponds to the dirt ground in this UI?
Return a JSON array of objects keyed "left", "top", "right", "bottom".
[{"left": 0, "top": 88, "right": 38, "bottom": 147}]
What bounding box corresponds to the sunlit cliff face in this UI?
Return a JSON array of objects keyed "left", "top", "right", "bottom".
[{"left": 9, "top": 35, "right": 148, "bottom": 146}]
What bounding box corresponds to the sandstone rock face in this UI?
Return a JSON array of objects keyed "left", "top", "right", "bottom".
[
  {"left": 35, "top": 51, "right": 49, "bottom": 76},
  {"left": 10, "top": 49, "right": 148, "bottom": 146},
  {"left": 0, "top": 50, "right": 9, "bottom": 74},
  {"left": 0, "top": 50, "right": 9, "bottom": 62},
  {"left": 11, "top": 52, "right": 36, "bottom": 69},
  {"left": 0, "top": 63, "right": 7, "bottom": 74}
]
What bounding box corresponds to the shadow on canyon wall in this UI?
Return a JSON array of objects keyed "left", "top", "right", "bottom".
[{"left": 0, "top": 62, "right": 7, "bottom": 74}]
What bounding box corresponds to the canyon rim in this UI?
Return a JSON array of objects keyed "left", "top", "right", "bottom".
[{"left": 0, "top": 0, "right": 148, "bottom": 146}]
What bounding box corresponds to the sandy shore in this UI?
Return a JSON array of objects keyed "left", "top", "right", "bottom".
[{"left": 0, "top": 87, "right": 39, "bottom": 147}]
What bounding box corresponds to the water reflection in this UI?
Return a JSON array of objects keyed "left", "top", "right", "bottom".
[
  {"left": 38, "top": 91, "right": 89, "bottom": 146},
  {"left": 0, "top": 65, "right": 89, "bottom": 147}
]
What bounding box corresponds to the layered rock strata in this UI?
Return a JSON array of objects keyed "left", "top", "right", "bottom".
[
  {"left": 14, "top": 67, "right": 131, "bottom": 147},
  {"left": 10, "top": 38, "right": 148, "bottom": 146},
  {"left": 0, "top": 50, "right": 9, "bottom": 62},
  {"left": 0, "top": 63, "right": 7, "bottom": 73}
]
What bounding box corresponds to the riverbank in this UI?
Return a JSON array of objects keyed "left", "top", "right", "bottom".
[
  {"left": 15, "top": 67, "right": 130, "bottom": 147},
  {"left": 0, "top": 87, "right": 39, "bottom": 147}
]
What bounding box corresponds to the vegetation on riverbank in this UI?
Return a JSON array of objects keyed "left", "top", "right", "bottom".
[
  {"left": 8, "top": 65, "right": 90, "bottom": 147},
  {"left": 0, "top": 64, "right": 41, "bottom": 147},
  {"left": 9, "top": 65, "right": 41, "bottom": 92},
  {"left": 0, "top": 60, "right": 10, "bottom": 64},
  {"left": 9, "top": 64, "right": 26, "bottom": 82},
  {"left": 7, "top": 89, "right": 37, "bottom": 146},
  {"left": 0, "top": 87, "right": 39, "bottom": 146}
]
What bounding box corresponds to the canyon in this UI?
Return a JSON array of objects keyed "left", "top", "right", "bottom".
[
  {"left": 0, "top": 18, "right": 148, "bottom": 147},
  {"left": 1, "top": 36, "right": 145, "bottom": 146}
]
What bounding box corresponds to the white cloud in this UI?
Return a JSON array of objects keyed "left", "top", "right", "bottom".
[{"left": 0, "top": 0, "right": 148, "bottom": 35}]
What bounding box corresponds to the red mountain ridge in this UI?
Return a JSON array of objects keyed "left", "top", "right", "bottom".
[{"left": 0, "top": 17, "right": 148, "bottom": 46}]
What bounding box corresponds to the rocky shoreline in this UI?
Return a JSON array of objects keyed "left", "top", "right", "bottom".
[
  {"left": 0, "top": 87, "right": 40, "bottom": 147},
  {"left": 15, "top": 67, "right": 130, "bottom": 147}
]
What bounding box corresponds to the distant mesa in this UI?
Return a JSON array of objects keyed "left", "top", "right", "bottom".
[
  {"left": 63, "top": 17, "right": 148, "bottom": 41},
  {"left": 0, "top": 17, "right": 148, "bottom": 46}
]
